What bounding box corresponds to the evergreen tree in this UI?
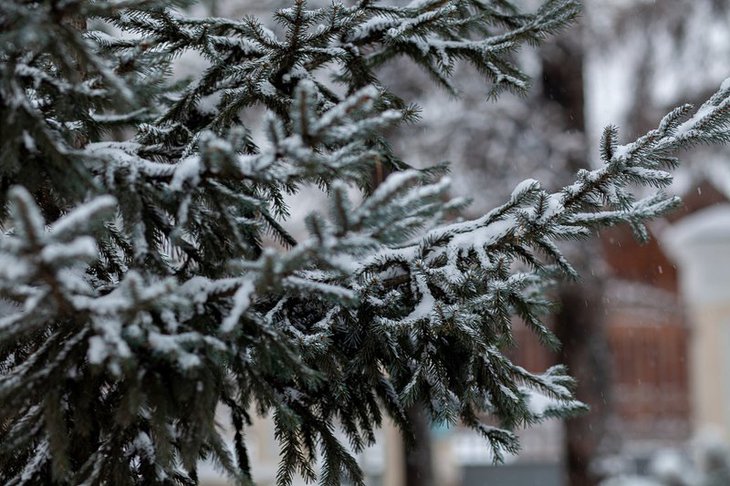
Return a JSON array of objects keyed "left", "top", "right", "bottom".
[{"left": 1, "top": 1, "right": 730, "bottom": 484}]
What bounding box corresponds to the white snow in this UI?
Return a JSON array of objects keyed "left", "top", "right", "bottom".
[
  {"left": 0, "top": 256, "right": 30, "bottom": 280},
  {"left": 447, "top": 219, "right": 514, "bottom": 252},
  {"left": 405, "top": 274, "right": 435, "bottom": 321},
  {"left": 132, "top": 431, "right": 155, "bottom": 460},
  {"left": 148, "top": 332, "right": 201, "bottom": 369},
  {"left": 721, "top": 77, "right": 730, "bottom": 92},
  {"left": 510, "top": 178, "right": 539, "bottom": 199},
  {"left": 220, "top": 280, "right": 254, "bottom": 333},
  {"left": 674, "top": 103, "right": 718, "bottom": 137},
  {"left": 50, "top": 196, "right": 117, "bottom": 237},
  {"left": 87, "top": 336, "right": 108, "bottom": 365},
  {"left": 171, "top": 156, "right": 202, "bottom": 191},
  {"left": 40, "top": 237, "right": 97, "bottom": 263}
]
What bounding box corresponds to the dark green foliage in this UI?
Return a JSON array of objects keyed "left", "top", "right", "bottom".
[{"left": 2, "top": 0, "right": 730, "bottom": 485}]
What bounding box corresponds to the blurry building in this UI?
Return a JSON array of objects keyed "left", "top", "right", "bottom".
[
  {"left": 664, "top": 189, "right": 730, "bottom": 443},
  {"left": 499, "top": 235, "right": 691, "bottom": 484}
]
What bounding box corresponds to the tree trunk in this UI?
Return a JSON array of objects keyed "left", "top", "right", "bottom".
[
  {"left": 542, "top": 30, "right": 612, "bottom": 486},
  {"left": 555, "top": 280, "right": 611, "bottom": 486},
  {"left": 404, "top": 404, "right": 435, "bottom": 486}
]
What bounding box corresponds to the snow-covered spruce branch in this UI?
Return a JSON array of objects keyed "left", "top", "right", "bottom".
[
  {"left": 3, "top": 0, "right": 730, "bottom": 483},
  {"left": 100, "top": 82, "right": 730, "bottom": 476},
  {"left": 87, "top": 83, "right": 402, "bottom": 188},
  {"left": 0, "top": 190, "right": 240, "bottom": 483},
  {"left": 81, "top": 83, "right": 404, "bottom": 265},
  {"left": 2, "top": 79, "right": 728, "bottom": 485},
  {"left": 101, "top": 0, "right": 580, "bottom": 153},
  {"left": 0, "top": 0, "right": 172, "bottom": 210},
  {"left": 193, "top": 80, "right": 730, "bottom": 469}
]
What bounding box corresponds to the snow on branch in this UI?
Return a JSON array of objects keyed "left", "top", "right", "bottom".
[{"left": 3, "top": 0, "right": 730, "bottom": 482}]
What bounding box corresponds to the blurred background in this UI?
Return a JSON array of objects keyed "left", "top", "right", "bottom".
[{"left": 186, "top": 1, "right": 730, "bottom": 485}]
